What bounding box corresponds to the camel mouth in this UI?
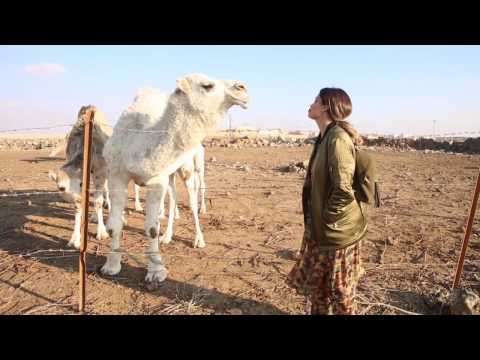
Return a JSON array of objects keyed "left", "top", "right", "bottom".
[
  {"left": 230, "top": 95, "right": 249, "bottom": 109},
  {"left": 225, "top": 81, "right": 249, "bottom": 109},
  {"left": 236, "top": 99, "right": 249, "bottom": 109}
]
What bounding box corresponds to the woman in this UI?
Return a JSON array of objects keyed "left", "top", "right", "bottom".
[{"left": 287, "top": 88, "right": 367, "bottom": 315}]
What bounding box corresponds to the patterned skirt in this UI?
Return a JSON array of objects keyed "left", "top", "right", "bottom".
[{"left": 287, "top": 234, "right": 364, "bottom": 315}]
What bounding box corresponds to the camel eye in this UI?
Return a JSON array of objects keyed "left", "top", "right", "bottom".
[{"left": 201, "top": 83, "right": 215, "bottom": 91}]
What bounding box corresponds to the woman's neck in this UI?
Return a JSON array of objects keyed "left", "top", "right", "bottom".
[{"left": 316, "top": 119, "right": 333, "bottom": 138}]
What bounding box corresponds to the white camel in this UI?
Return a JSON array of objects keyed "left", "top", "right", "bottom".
[
  {"left": 101, "top": 73, "right": 249, "bottom": 286},
  {"left": 120, "top": 87, "right": 208, "bottom": 220}
]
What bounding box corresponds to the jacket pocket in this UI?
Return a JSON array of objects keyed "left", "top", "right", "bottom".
[{"left": 322, "top": 200, "right": 360, "bottom": 232}]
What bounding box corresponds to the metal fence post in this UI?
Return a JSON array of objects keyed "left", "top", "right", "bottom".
[
  {"left": 79, "top": 109, "right": 95, "bottom": 313},
  {"left": 452, "top": 168, "right": 480, "bottom": 289}
]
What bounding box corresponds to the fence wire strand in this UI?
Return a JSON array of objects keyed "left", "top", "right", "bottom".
[
  {"left": 0, "top": 124, "right": 75, "bottom": 134},
  {"left": 2, "top": 123, "right": 480, "bottom": 138}
]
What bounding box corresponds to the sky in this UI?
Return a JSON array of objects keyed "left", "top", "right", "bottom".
[{"left": 0, "top": 45, "right": 479, "bottom": 136}]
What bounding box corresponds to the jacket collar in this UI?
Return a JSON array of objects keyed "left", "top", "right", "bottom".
[
  {"left": 306, "top": 122, "right": 338, "bottom": 183},
  {"left": 316, "top": 121, "right": 337, "bottom": 145}
]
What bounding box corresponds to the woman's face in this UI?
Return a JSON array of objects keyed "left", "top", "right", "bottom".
[{"left": 308, "top": 95, "right": 328, "bottom": 121}]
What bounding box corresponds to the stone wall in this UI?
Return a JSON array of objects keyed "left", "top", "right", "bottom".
[{"left": 3, "top": 132, "right": 480, "bottom": 154}]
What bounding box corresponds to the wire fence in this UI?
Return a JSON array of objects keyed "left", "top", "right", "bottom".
[
  {"left": 0, "top": 176, "right": 471, "bottom": 199},
  {"left": 2, "top": 122, "right": 480, "bottom": 138},
  {"left": 0, "top": 123, "right": 305, "bottom": 275},
  {"left": 1, "top": 122, "right": 479, "bottom": 315},
  {"left": 0, "top": 186, "right": 301, "bottom": 198},
  {"left": 0, "top": 124, "right": 74, "bottom": 134},
  {"left": 0, "top": 123, "right": 293, "bottom": 135},
  {"left": 0, "top": 247, "right": 282, "bottom": 265}
]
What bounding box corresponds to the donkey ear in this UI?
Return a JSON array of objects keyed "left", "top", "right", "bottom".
[
  {"left": 61, "top": 153, "right": 83, "bottom": 174},
  {"left": 176, "top": 78, "right": 191, "bottom": 94},
  {"left": 48, "top": 170, "right": 57, "bottom": 182}
]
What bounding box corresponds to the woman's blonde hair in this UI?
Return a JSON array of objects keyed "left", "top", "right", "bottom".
[{"left": 319, "top": 88, "right": 363, "bottom": 146}]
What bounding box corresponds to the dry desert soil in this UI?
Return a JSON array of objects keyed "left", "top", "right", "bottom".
[{"left": 1, "top": 146, "right": 479, "bottom": 315}]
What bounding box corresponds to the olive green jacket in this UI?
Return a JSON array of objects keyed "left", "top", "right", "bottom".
[{"left": 302, "top": 123, "right": 367, "bottom": 251}]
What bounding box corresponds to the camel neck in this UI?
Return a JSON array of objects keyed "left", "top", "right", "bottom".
[{"left": 151, "top": 98, "right": 227, "bottom": 139}]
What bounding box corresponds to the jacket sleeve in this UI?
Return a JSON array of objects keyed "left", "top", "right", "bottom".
[{"left": 325, "top": 136, "right": 356, "bottom": 219}]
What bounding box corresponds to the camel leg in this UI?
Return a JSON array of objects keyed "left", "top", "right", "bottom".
[
  {"left": 68, "top": 201, "right": 82, "bottom": 249},
  {"left": 144, "top": 178, "right": 169, "bottom": 286},
  {"left": 101, "top": 176, "right": 129, "bottom": 276},
  {"left": 94, "top": 176, "right": 109, "bottom": 241},
  {"left": 134, "top": 183, "right": 143, "bottom": 212},
  {"left": 196, "top": 149, "right": 207, "bottom": 215},
  {"left": 160, "top": 174, "right": 176, "bottom": 244},
  {"left": 171, "top": 174, "right": 180, "bottom": 219},
  {"left": 185, "top": 174, "right": 205, "bottom": 248}
]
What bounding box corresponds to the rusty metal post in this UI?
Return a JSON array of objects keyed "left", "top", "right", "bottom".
[
  {"left": 452, "top": 168, "right": 480, "bottom": 289},
  {"left": 79, "top": 109, "right": 95, "bottom": 313}
]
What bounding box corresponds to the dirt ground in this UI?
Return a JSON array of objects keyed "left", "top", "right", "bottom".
[{"left": 1, "top": 146, "right": 479, "bottom": 315}]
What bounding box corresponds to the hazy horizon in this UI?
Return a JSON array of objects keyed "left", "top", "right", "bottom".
[{"left": 1, "top": 45, "right": 479, "bottom": 137}]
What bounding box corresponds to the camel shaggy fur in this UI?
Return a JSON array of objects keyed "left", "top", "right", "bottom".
[{"left": 115, "top": 87, "right": 208, "bottom": 220}]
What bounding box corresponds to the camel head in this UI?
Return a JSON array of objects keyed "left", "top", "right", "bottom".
[
  {"left": 174, "top": 73, "right": 249, "bottom": 116},
  {"left": 224, "top": 79, "right": 249, "bottom": 109}
]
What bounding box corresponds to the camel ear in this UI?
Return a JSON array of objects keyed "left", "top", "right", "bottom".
[
  {"left": 48, "top": 170, "right": 57, "bottom": 182},
  {"left": 176, "top": 78, "right": 191, "bottom": 94}
]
